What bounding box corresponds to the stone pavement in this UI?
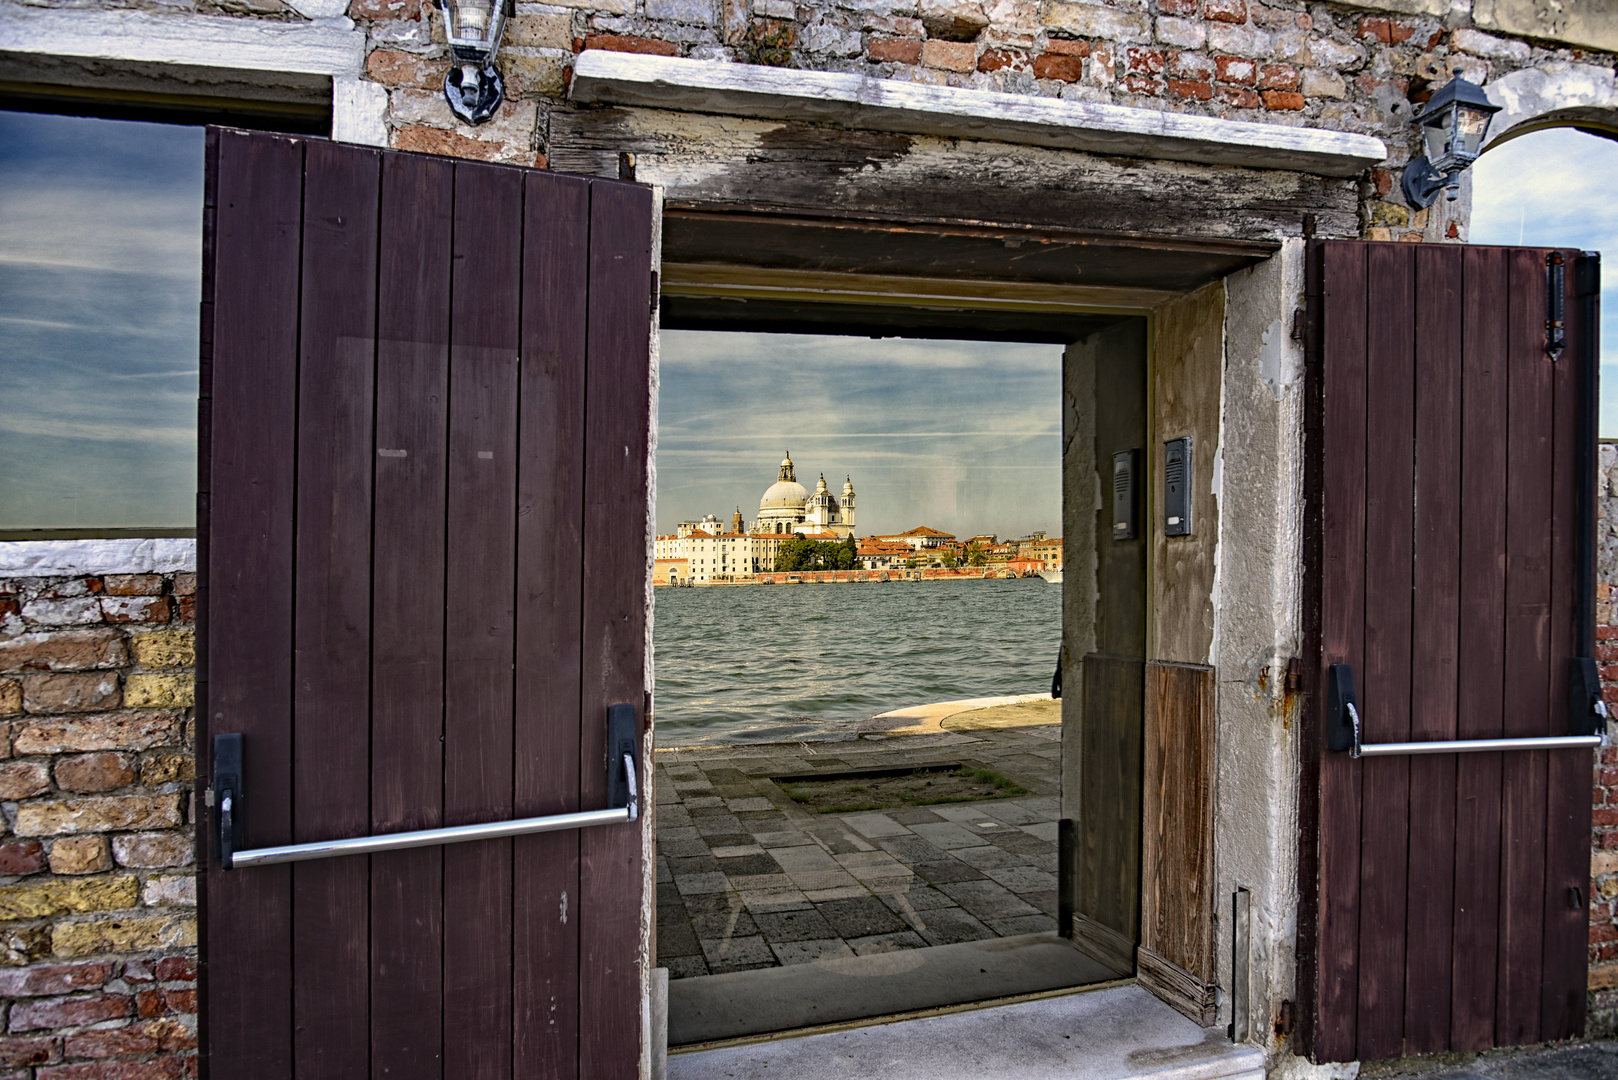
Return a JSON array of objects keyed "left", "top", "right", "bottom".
[{"left": 653, "top": 722, "right": 1061, "bottom": 979}]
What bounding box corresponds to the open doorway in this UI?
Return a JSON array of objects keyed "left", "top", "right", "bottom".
[{"left": 652, "top": 307, "right": 1150, "bottom": 1045}]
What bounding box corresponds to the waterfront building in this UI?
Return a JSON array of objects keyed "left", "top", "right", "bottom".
[{"left": 871, "top": 525, "right": 956, "bottom": 551}]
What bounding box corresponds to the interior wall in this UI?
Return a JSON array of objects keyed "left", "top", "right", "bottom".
[{"left": 1061, "top": 318, "right": 1148, "bottom": 969}]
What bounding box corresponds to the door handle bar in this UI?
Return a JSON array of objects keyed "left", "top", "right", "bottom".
[
  {"left": 1328, "top": 664, "right": 1604, "bottom": 759},
  {"left": 217, "top": 703, "right": 642, "bottom": 870}
]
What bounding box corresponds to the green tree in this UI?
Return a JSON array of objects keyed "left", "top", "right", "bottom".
[
  {"left": 966, "top": 542, "right": 987, "bottom": 567},
  {"left": 835, "top": 536, "right": 857, "bottom": 571},
  {"left": 774, "top": 535, "right": 813, "bottom": 572},
  {"left": 941, "top": 548, "right": 958, "bottom": 568}
]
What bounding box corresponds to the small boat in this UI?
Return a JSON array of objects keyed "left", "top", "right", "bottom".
[{"left": 1040, "top": 570, "right": 1063, "bottom": 583}]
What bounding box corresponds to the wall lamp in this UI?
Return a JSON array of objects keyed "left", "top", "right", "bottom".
[
  {"left": 443, "top": 0, "right": 512, "bottom": 125},
  {"left": 1401, "top": 73, "right": 1501, "bottom": 209}
]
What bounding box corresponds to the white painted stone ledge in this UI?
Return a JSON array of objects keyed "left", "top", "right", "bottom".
[
  {"left": 0, "top": 540, "right": 197, "bottom": 578},
  {"left": 570, "top": 51, "right": 1387, "bottom": 177}
]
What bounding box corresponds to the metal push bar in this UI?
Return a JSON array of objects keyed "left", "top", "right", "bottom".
[
  {"left": 1328, "top": 665, "right": 1605, "bottom": 759},
  {"left": 215, "top": 704, "right": 641, "bottom": 870}
]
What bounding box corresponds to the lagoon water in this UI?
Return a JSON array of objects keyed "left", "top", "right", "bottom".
[{"left": 652, "top": 577, "right": 1062, "bottom": 747}]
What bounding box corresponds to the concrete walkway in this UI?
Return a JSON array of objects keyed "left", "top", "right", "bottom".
[
  {"left": 667, "top": 983, "right": 1265, "bottom": 1080},
  {"left": 654, "top": 723, "right": 1061, "bottom": 982}
]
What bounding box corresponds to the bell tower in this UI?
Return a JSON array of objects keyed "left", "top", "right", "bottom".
[{"left": 840, "top": 476, "right": 856, "bottom": 531}]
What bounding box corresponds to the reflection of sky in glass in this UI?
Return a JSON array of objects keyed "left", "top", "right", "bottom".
[
  {"left": 0, "top": 111, "right": 203, "bottom": 530},
  {"left": 1470, "top": 128, "right": 1618, "bottom": 438},
  {"left": 656, "top": 331, "right": 1063, "bottom": 540}
]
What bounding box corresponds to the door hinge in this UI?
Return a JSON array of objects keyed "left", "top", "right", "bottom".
[
  {"left": 1547, "top": 251, "right": 1567, "bottom": 360},
  {"left": 650, "top": 271, "right": 660, "bottom": 316}
]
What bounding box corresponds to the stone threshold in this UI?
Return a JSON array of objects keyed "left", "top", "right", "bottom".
[{"left": 668, "top": 981, "right": 1265, "bottom": 1080}]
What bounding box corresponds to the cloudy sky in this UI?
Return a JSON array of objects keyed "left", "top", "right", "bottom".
[
  {"left": 656, "top": 331, "right": 1065, "bottom": 540},
  {"left": 1470, "top": 126, "right": 1618, "bottom": 436},
  {"left": 0, "top": 111, "right": 204, "bottom": 531}
]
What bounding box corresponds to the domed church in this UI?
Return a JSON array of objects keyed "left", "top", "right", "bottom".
[{"left": 755, "top": 452, "right": 856, "bottom": 538}]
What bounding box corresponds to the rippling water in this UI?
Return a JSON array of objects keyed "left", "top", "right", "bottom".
[{"left": 652, "top": 578, "right": 1062, "bottom": 747}]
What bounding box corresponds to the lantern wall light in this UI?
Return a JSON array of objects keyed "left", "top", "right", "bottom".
[
  {"left": 1401, "top": 73, "right": 1502, "bottom": 210},
  {"left": 443, "top": 0, "right": 513, "bottom": 125}
]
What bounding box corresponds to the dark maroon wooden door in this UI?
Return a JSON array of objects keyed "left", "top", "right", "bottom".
[
  {"left": 197, "top": 128, "right": 654, "bottom": 1079},
  {"left": 1300, "top": 240, "right": 1599, "bottom": 1062}
]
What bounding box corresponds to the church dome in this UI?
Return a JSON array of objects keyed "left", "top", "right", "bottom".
[{"left": 760, "top": 479, "right": 809, "bottom": 511}]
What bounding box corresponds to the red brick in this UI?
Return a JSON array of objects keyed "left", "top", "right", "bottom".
[
  {"left": 0, "top": 1037, "right": 59, "bottom": 1067},
  {"left": 1204, "top": 0, "right": 1246, "bottom": 22},
  {"left": 1215, "top": 55, "right": 1255, "bottom": 84},
  {"left": 365, "top": 48, "right": 451, "bottom": 90},
  {"left": 100, "top": 597, "right": 170, "bottom": 626},
  {"left": 175, "top": 596, "right": 194, "bottom": 624},
  {"left": 1167, "top": 78, "right": 1213, "bottom": 99},
  {"left": 1121, "top": 75, "right": 1161, "bottom": 95},
  {"left": 1126, "top": 47, "right": 1164, "bottom": 74},
  {"left": 580, "top": 33, "right": 679, "bottom": 56},
  {"left": 63, "top": 1027, "right": 158, "bottom": 1059},
  {"left": 1369, "top": 168, "right": 1394, "bottom": 196},
  {"left": 1044, "top": 38, "right": 1090, "bottom": 56},
  {"left": 1358, "top": 16, "right": 1415, "bottom": 44},
  {"left": 39, "top": 1059, "right": 188, "bottom": 1080},
  {"left": 0, "top": 964, "right": 112, "bottom": 999},
  {"left": 0, "top": 842, "right": 45, "bottom": 876},
  {"left": 868, "top": 36, "right": 922, "bottom": 63},
  {"left": 135, "top": 990, "right": 195, "bottom": 1020},
  {"left": 0, "top": 630, "right": 126, "bottom": 674},
  {"left": 1032, "top": 53, "right": 1084, "bottom": 81},
  {"left": 1157, "top": 0, "right": 1196, "bottom": 12},
  {"left": 123, "top": 960, "right": 155, "bottom": 984},
  {"left": 9, "top": 995, "right": 132, "bottom": 1033},
  {"left": 1594, "top": 921, "right": 1618, "bottom": 943},
  {"left": 1599, "top": 643, "right": 1618, "bottom": 662},
  {"left": 100, "top": 577, "right": 162, "bottom": 598},
  {"left": 153, "top": 958, "right": 195, "bottom": 984},
  {"left": 978, "top": 48, "right": 1030, "bottom": 72},
  {"left": 1217, "top": 85, "right": 1261, "bottom": 108},
  {"left": 1261, "top": 90, "right": 1304, "bottom": 110},
  {"left": 391, "top": 127, "right": 539, "bottom": 168},
  {"left": 1597, "top": 807, "right": 1618, "bottom": 826},
  {"left": 1598, "top": 624, "right": 1617, "bottom": 641},
  {"left": 169, "top": 575, "right": 195, "bottom": 598},
  {"left": 1257, "top": 63, "right": 1298, "bottom": 90}
]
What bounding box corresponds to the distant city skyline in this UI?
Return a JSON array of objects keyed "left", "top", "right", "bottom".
[{"left": 655, "top": 330, "right": 1064, "bottom": 539}]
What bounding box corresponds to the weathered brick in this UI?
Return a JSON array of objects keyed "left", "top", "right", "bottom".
[
  {"left": 868, "top": 36, "right": 922, "bottom": 63},
  {"left": 505, "top": 10, "right": 574, "bottom": 46},
  {"left": 349, "top": 0, "right": 420, "bottom": 19},
  {"left": 1157, "top": 0, "right": 1196, "bottom": 13},
  {"left": 175, "top": 596, "right": 194, "bottom": 624},
  {"left": 1300, "top": 67, "right": 1345, "bottom": 98},
  {"left": 0, "top": 631, "right": 126, "bottom": 674},
  {"left": 14, "top": 795, "right": 184, "bottom": 838},
  {"left": 47, "top": 838, "right": 113, "bottom": 877},
  {"left": 1358, "top": 15, "right": 1415, "bottom": 44},
  {"left": 1203, "top": 0, "right": 1244, "bottom": 23},
  {"left": 1215, "top": 55, "right": 1254, "bottom": 83},
  {"left": 0, "top": 843, "right": 46, "bottom": 876},
  {"left": 1167, "top": 50, "right": 1213, "bottom": 78},
  {"left": 1, "top": 925, "right": 53, "bottom": 967},
  {"left": 100, "top": 577, "right": 162, "bottom": 598},
  {"left": 136, "top": 988, "right": 196, "bottom": 1019},
  {"left": 20, "top": 599, "right": 102, "bottom": 628},
  {"left": 62, "top": 1025, "right": 157, "bottom": 1059},
  {"left": 1257, "top": 62, "right": 1297, "bottom": 90},
  {"left": 1043, "top": 37, "right": 1088, "bottom": 56},
  {"left": 581, "top": 33, "right": 681, "bottom": 55},
  {"left": 0, "top": 963, "right": 111, "bottom": 998},
  {"left": 99, "top": 597, "right": 170, "bottom": 626},
  {"left": 119, "top": 675, "right": 192, "bottom": 711},
  {"left": 0, "top": 680, "right": 19, "bottom": 716},
  {"left": 40, "top": 1059, "right": 190, "bottom": 1080},
  {"left": 364, "top": 48, "right": 450, "bottom": 90},
  {"left": 55, "top": 754, "right": 136, "bottom": 794},
  {"left": 139, "top": 753, "right": 190, "bottom": 788},
  {"left": 154, "top": 957, "right": 195, "bottom": 983},
  {"left": 140, "top": 877, "right": 194, "bottom": 907},
  {"left": 0, "top": 877, "right": 138, "bottom": 920},
  {"left": 1167, "top": 77, "right": 1212, "bottom": 99},
  {"left": 21, "top": 674, "right": 120, "bottom": 715},
  {"left": 8, "top": 994, "right": 131, "bottom": 1033},
  {"left": 170, "top": 575, "right": 195, "bottom": 598},
  {"left": 13, "top": 713, "right": 182, "bottom": 755},
  {"left": 1121, "top": 74, "right": 1160, "bottom": 95},
  {"left": 1260, "top": 89, "right": 1303, "bottom": 110},
  {"left": 977, "top": 47, "right": 1029, "bottom": 72},
  {"left": 1154, "top": 16, "right": 1205, "bottom": 49},
  {"left": 110, "top": 834, "right": 194, "bottom": 870},
  {"left": 391, "top": 126, "right": 541, "bottom": 167},
  {"left": 0, "top": 1036, "right": 59, "bottom": 1067},
  {"left": 1217, "top": 85, "right": 1260, "bottom": 108},
  {"left": 1040, "top": 3, "right": 1150, "bottom": 44},
  {"left": 921, "top": 39, "right": 976, "bottom": 72},
  {"left": 1125, "top": 46, "right": 1164, "bottom": 74},
  {"left": 51, "top": 916, "right": 196, "bottom": 959},
  {"left": 918, "top": 0, "right": 988, "bottom": 41},
  {"left": 1031, "top": 52, "right": 1083, "bottom": 81},
  {"left": 0, "top": 761, "right": 49, "bottom": 799}
]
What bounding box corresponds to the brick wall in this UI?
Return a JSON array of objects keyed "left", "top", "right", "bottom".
[
  {"left": 0, "top": 573, "right": 197, "bottom": 1079},
  {"left": 1589, "top": 443, "right": 1618, "bottom": 1033}
]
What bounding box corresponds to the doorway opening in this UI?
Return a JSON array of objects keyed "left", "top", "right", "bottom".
[{"left": 651, "top": 294, "right": 1151, "bottom": 1045}]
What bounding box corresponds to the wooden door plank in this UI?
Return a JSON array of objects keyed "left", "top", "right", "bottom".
[
  {"left": 1077, "top": 653, "right": 1145, "bottom": 956},
  {"left": 442, "top": 161, "right": 524, "bottom": 1080},
  {"left": 579, "top": 177, "right": 655, "bottom": 1080},
  {"left": 1356, "top": 243, "right": 1416, "bottom": 1061},
  {"left": 1451, "top": 245, "right": 1510, "bottom": 1051},
  {"left": 1495, "top": 247, "right": 1556, "bottom": 1047},
  {"left": 201, "top": 128, "right": 304, "bottom": 1080},
  {"left": 1541, "top": 249, "right": 1594, "bottom": 1041},
  {"left": 1313, "top": 241, "right": 1369, "bottom": 1063},
  {"left": 370, "top": 150, "right": 454, "bottom": 1080},
  {"left": 290, "top": 137, "right": 380, "bottom": 1080},
  {"left": 513, "top": 170, "right": 592, "bottom": 1080},
  {"left": 1403, "top": 243, "right": 1463, "bottom": 1054}
]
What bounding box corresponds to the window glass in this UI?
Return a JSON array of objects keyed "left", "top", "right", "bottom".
[{"left": 0, "top": 111, "right": 204, "bottom": 533}]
